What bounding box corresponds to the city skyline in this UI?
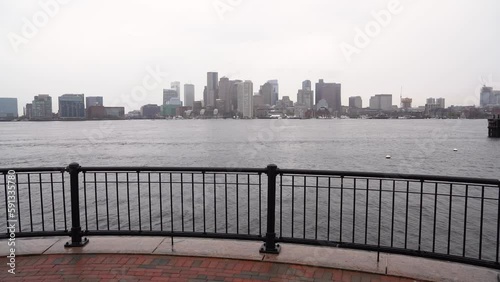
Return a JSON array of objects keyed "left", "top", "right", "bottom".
[{"left": 1, "top": 0, "right": 500, "bottom": 114}]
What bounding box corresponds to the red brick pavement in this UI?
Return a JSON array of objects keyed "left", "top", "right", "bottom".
[{"left": 0, "top": 254, "right": 421, "bottom": 281}]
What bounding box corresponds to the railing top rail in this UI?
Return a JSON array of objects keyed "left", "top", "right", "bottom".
[
  {"left": 278, "top": 168, "right": 500, "bottom": 186},
  {"left": 78, "top": 166, "right": 267, "bottom": 174},
  {"left": 0, "top": 167, "right": 66, "bottom": 174}
]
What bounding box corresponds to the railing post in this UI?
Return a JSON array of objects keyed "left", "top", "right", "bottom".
[
  {"left": 260, "top": 164, "right": 281, "bottom": 254},
  {"left": 65, "top": 162, "right": 89, "bottom": 248}
]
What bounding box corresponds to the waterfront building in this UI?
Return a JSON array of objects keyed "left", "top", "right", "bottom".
[
  {"left": 163, "top": 89, "right": 178, "bottom": 105},
  {"left": 140, "top": 104, "right": 161, "bottom": 119},
  {"left": 400, "top": 97, "right": 412, "bottom": 109},
  {"left": 369, "top": 94, "right": 392, "bottom": 111},
  {"left": 0, "top": 98, "right": 18, "bottom": 120},
  {"left": 193, "top": 101, "right": 203, "bottom": 115},
  {"left": 237, "top": 80, "right": 253, "bottom": 118},
  {"left": 480, "top": 86, "right": 493, "bottom": 108},
  {"left": 267, "top": 80, "right": 279, "bottom": 106},
  {"left": 86, "top": 96, "right": 103, "bottom": 107},
  {"left": 215, "top": 99, "right": 225, "bottom": 116},
  {"left": 206, "top": 72, "right": 219, "bottom": 107},
  {"left": 87, "top": 106, "right": 125, "bottom": 119},
  {"left": 436, "top": 98, "right": 446, "bottom": 109},
  {"left": 32, "top": 94, "right": 52, "bottom": 119},
  {"left": 297, "top": 90, "right": 314, "bottom": 109},
  {"left": 171, "top": 82, "right": 181, "bottom": 98},
  {"left": 59, "top": 94, "right": 85, "bottom": 119},
  {"left": 218, "top": 77, "right": 232, "bottom": 115},
  {"left": 315, "top": 79, "right": 342, "bottom": 116},
  {"left": 230, "top": 80, "right": 242, "bottom": 113},
  {"left": 348, "top": 96, "right": 363, "bottom": 109},
  {"left": 184, "top": 84, "right": 195, "bottom": 108},
  {"left": 302, "top": 80, "right": 312, "bottom": 91},
  {"left": 426, "top": 98, "right": 436, "bottom": 106},
  {"left": 25, "top": 103, "right": 33, "bottom": 119},
  {"left": 259, "top": 82, "right": 274, "bottom": 106}
]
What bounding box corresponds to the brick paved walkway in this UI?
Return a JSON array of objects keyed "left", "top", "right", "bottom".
[{"left": 0, "top": 254, "right": 418, "bottom": 281}]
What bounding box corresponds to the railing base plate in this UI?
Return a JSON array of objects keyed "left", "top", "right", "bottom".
[
  {"left": 260, "top": 243, "right": 281, "bottom": 254},
  {"left": 64, "top": 238, "right": 89, "bottom": 248}
]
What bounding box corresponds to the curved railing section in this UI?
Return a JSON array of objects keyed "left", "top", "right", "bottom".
[{"left": 1, "top": 164, "right": 499, "bottom": 269}]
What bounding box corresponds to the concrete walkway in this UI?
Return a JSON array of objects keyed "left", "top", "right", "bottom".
[{"left": 1, "top": 236, "right": 499, "bottom": 281}]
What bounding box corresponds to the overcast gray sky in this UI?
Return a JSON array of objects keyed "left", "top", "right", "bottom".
[{"left": 1, "top": 0, "right": 500, "bottom": 113}]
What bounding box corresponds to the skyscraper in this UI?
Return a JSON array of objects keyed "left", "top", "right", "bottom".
[
  {"left": 426, "top": 98, "right": 436, "bottom": 106},
  {"left": 218, "top": 77, "right": 232, "bottom": 114},
  {"left": 369, "top": 94, "right": 392, "bottom": 111},
  {"left": 59, "top": 94, "right": 85, "bottom": 119},
  {"left": 267, "top": 80, "right": 279, "bottom": 106},
  {"left": 163, "top": 89, "right": 178, "bottom": 105},
  {"left": 32, "top": 94, "right": 52, "bottom": 119},
  {"left": 184, "top": 84, "right": 195, "bottom": 108},
  {"left": 315, "top": 79, "right": 342, "bottom": 116},
  {"left": 86, "top": 96, "right": 103, "bottom": 107},
  {"left": 259, "top": 82, "right": 274, "bottom": 106},
  {"left": 171, "top": 82, "right": 181, "bottom": 98},
  {"left": 480, "top": 86, "right": 494, "bottom": 107},
  {"left": 206, "top": 72, "right": 219, "bottom": 107},
  {"left": 237, "top": 80, "right": 253, "bottom": 118},
  {"left": 0, "top": 98, "right": 18, "bottom": 120},
  {"left": 349, "top": 96, "right": 362, "bottom": 108},
  {"left": 436, "top": 98, "right": 446, "bottom": 109},
  {"left": 302, "top": 80, "right": 312, "bottom": 91},
  {"left": 297, "top": 90, "right": 314, "bottom": 109}
]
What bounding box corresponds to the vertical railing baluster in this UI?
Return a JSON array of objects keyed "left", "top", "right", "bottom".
[
  {"left": 404, "top": 181, "right": 409, "bottom": 249},
  {"left": 170, "top": 172, "right": 174, "bottom": 233},
  {"left": 364, "top": 179, "right": 369, "bottom": 245},
  {"left": 39, "top": 173, "right": 44, "bottom": 232},
  {"left": 236, "top": 174, "right": 239, "bottom": 234},
  {"left": 378, "top": 179, "right": 382, "bottom": 256},
  {"left": 83, "top": 173, "right": 88, "bottom": 231},
  {"left": 260, "top": 173, "right": 262, "bottom": 237},
  {"left": 224, "top": 174, "right": 227, "bottom": 234},
  {"left": 180, "top": 173, "right": 184, "bottom": 232},
  {"left": 353, "top": 178, "right": 356, "bottom": 243},
  {"left": 202, "top": 172, "right": 206, "bottom": 234},
  {"left": 3, "top": 173, "right": 8, "bottom": 232},
  {"left": 105, "top": 173, "right": 109, "bottom": 230},
  {"left": 447, "top": 183, "right": 452, "bottom": 255},
  {"left": 303, "top": 176, "right": 306, "bottom": 239},
  {"left": 192, "top": 173, "right": 195, "bottom": 233},
  {"left": 327, "top": 177, "right": 331, "bottom": 241},
  {"left": 61, "top": 172, "right": 67, "bottom": 232},
  {"left": 433, "top": 183, "right": 438, "bottom": 253},
  {"left": 94, "top": 173, "right": 98, "bottom": 231},
  {"left": 50, "top": 173, "right": 56, "bottom": 231},
  {"left": 496, "top": 184, "right": 500, "bottom": 263},
  {"left": 15, "top": 174, "right": 22, "bottom": 232},
  {"left": 65, "top": 163, "right": 88, "bottom": 247},
  {"left": 214, "top": 173, "right": 217, "bottom": 233},
  {"left": 479, "top": 185, "right": 485, "bottom": 260},
  {"left": 279, "top": 174, "right": 282, "bottom": 239},
  {"left": 292, "top": 175, "right": 295, "bottom": 238},
  {"left": 116, "top": 173, "right": 120, "bottom": 231},
  {"left": 149, "top": 173, "right": 152, "bottom": 231},
  {"left": 28, "top": 174, "right": 33, "bottom": 232},
  {"left": 159, "top": 173, "right": 163, "bottom": 231},
  {"left": 463, "top": 185, "right": 469, "bottom": 257},
  {"left": 247, "top": 174, "right": 250, "bottom": 235},
  {"left": 137, "top": 172, "right": 141, "bottom": 231},
  {"left": 391, "top": 180, "right": 395, "bottom": 248},
  {"left": 127, "top": 173, "right": 131, "bottom": 231},
  {"left": 418, "top": 180, "right": 423, "bottom": 252},
  {"left": 340, "top": 176, "right": 344, "bottom": 243},
  {"left": 315, "top": 177, "right": 319, "bottom": 240},
  {"left": 260, "top": 164, "right": 280, "bottom": 253}
]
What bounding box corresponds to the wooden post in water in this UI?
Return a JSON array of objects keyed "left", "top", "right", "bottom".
[{"left": 488, "top": 115, "right": 500, "bottom": 138}]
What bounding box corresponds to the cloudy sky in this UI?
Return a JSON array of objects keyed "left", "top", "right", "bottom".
[{"left": 1, "top": 0, "right": 499, "bottom": 112}]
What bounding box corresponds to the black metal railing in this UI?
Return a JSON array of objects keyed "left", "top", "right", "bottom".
[{"left": 1, "top": 163, "right": 499, "bottom": 269}]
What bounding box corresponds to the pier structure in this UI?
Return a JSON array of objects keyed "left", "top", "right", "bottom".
[{"left": 488, "top": 114, "right": 500, "bottom": 138}]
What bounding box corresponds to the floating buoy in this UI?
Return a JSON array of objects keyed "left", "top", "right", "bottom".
[{"left": 386, "top": 155, "right": 391, "bottom": 159}]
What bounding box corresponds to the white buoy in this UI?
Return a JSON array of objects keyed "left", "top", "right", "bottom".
[
  {"left": 386, "top": 155, "right": 391, "bottom": 159},
  {"left": 453, "top": 148, "right": 458, "bottom": 152}
]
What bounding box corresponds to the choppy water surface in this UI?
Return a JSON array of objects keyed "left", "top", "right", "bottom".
[{"left": 1, "top": 119, "right": 499, "bottom": 178}]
